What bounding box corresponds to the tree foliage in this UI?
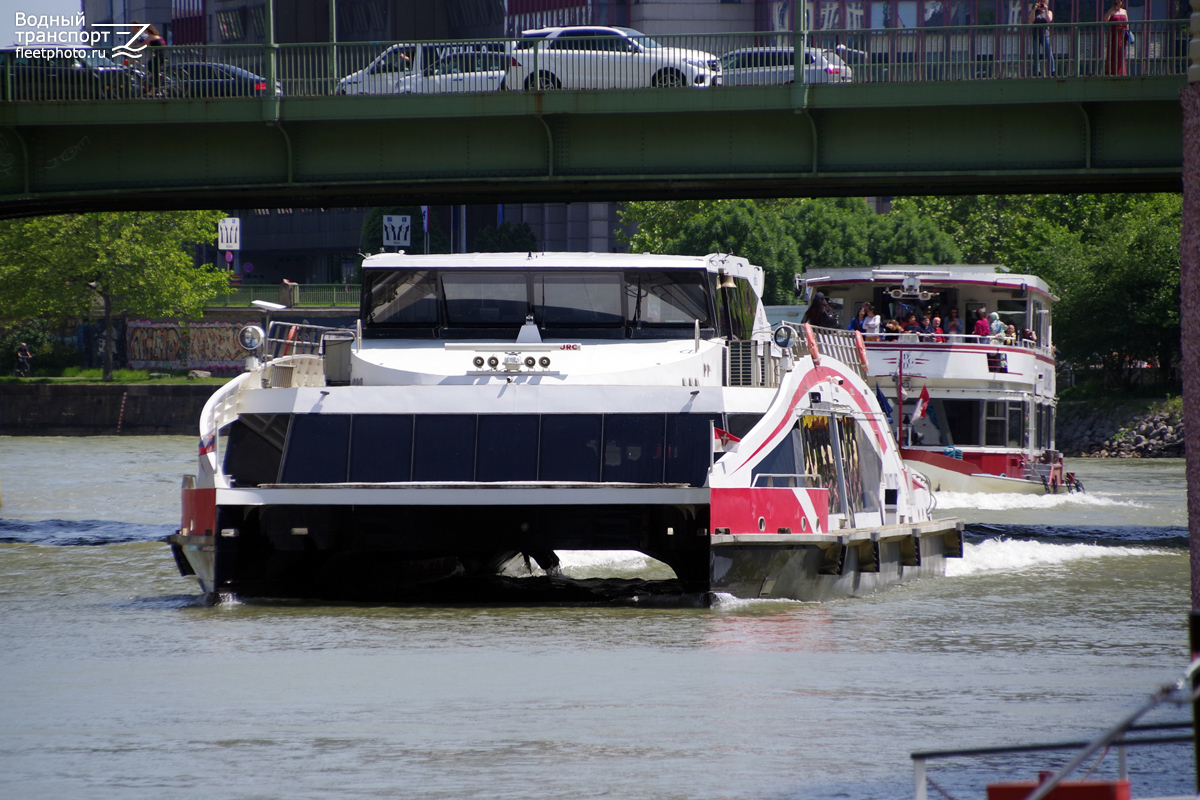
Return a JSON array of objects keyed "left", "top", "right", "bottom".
[
  {"left": 474, "top": 221, "right": 538, "bottom": 253},
  {"left": 0, "top": 210, "right": 229, "bottom": 380},
  {"left": 618, "top": 197, "right": 960, "bottom": 304}
]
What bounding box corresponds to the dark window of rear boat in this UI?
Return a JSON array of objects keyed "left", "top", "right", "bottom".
[{"left": 360, "top": 268, "right": 718, "bottom": 340}]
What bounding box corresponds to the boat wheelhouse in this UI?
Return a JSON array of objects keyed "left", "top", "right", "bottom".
[
  {"left": 169, "top": 252, "right": 960, "bottom": 603},
  {"left": 801, "top": 265, "right": 1075, "bottom": 494}
]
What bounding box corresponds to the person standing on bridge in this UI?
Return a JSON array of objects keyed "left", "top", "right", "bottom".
[
  {"left": 1028, "top": 0, "right": 1055, "bottom": 76},
  {"left": 1102, "top": 0, "right": 1129, "bottom": 75}
]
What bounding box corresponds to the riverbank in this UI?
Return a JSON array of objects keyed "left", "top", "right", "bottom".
[
  {"left": 1057, "top": 398, "right": 1184, "bottom": 458},
  {"left": 0, "top": 383, "right": 216, "bottom": 435}
]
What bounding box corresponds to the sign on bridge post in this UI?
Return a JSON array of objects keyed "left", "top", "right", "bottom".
[
  {"left": 218, "top": 217, "right": 240, "bottom": 250},
  {"left": 383, "top": 215, "right": 412, "bottom": 249}
]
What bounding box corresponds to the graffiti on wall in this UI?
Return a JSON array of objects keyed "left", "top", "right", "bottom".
[{"left": 126, "top": 320, "right": 255, "bottom": 370}]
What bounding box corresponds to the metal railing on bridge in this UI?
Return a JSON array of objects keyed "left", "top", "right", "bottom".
[
  {"left": 209, "top": 284, "right": 361, "bottom": 308},
  {"left": 0, "top": 21, "right": 1186, "bottom": 103}
]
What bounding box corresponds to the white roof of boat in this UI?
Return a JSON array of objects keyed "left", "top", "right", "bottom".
[
  {"left": 807, "top": 265, "right": 1053, "bottom": 295},
  {"left": 361, "top": 251, "right": 753, "bottom": 273}
]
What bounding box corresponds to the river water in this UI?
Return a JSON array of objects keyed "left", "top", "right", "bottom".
[{"left": 0, "top": 437, "right": 1191, "bottom": 800}]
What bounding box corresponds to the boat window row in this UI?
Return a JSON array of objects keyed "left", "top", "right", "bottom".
[
  {"left": 903, "top": 398, "right": 1054, "bottom": 449},
  {"left": 752, "top": 414, "right": 884, "bottom": 514},
  {"left": 363, "top": 268, "right": 718, "bottom": 339},
  {"left": 222, "top": 412, "right": 727, "bottom": 488}
]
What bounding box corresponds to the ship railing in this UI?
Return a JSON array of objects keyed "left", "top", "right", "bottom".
[
  {"left": 262, "top": 355, "right": 326, "bottom": 388},
  {"left": 871, "top": 331, "right": 1051, "bottom": 354},
  {"left": 752, "top": 473, "right": 824, "bottom": 488},
  {"left": 911, "top": 658, "right": 1200, "bottom": 800},
  {"left": 265, "top": 321, "right": 342, "bottom": 359},
  {"left": 805, "top": 327, "right": 868, "bottom": 380}
]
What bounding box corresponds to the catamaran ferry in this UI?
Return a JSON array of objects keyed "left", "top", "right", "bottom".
[
  {"left": 168, "top": 252, "right": 961, "bottom": 602},
  {"left": 801, "top": 265, "right": 1077, "bottom": 495}
]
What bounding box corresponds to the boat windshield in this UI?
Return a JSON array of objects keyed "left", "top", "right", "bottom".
[{"left": 363, "top": 268, "right": 713, "bottom": 339}]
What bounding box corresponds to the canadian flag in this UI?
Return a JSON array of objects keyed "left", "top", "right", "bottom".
[
  {"left": 713, "top": 427, "right": 742, "bottom": 452},
  {"left": 913, "top": 385, "right": 931, "bottom": 419}
]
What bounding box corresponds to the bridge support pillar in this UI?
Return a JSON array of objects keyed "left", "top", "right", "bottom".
[{"left": 1183, "top": 0, "right": 1200, "bottom": 792}]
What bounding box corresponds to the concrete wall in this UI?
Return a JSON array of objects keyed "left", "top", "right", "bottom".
[{"left": 0, "top": 384, "right": 218, "bottom": 436}]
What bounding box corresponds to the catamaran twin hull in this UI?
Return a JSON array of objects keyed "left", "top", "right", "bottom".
[{"left": 168, "top": 252, "right": 961, "bottom": 603}]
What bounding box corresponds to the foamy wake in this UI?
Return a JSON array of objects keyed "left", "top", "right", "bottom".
[
  {"left": 933, "top": 490, "right": 1140, "bottom": 513},
  {"left": 946, "top": 537, "right": 1150, "bottom": 577}
]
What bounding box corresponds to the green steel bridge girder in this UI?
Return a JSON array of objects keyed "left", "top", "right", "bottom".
[{"left": 0, "top": 76, "right": 1183, "bottom": 218}]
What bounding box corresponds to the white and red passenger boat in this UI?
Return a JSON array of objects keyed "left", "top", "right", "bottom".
[
  {"left": 168, "top": 252, "right": 960, "bottom": 602},
  {"left": 801, "top": 265, "right": 1078, "bottom": 495}
]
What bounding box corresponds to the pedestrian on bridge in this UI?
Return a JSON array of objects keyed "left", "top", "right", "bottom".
[
  {"left": 1028, "top": 0, "right": 1055, "bottom": 76},
  {"left": 1102, "top": 0, "right": 1129, "bottom": 75}
]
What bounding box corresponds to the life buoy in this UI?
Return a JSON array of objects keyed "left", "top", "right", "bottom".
[
  {"left": 803, "top": 323, "right": 820, "bottom": 366},
  {"left": 283, "top": 325, "right": 298, "bottom": 356},
  {"left": 854, "top": 330, "right": 869, "bottom": 367}
]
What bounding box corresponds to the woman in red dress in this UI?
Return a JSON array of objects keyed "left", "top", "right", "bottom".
[{"left": 1102, "top": 0, "right": 1129, "bottom": 76}]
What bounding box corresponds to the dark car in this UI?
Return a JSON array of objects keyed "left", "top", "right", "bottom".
[
  {"left": 1, "top": 48, "right": 142, "bottom": 100},
  {"left": 163, "top": 62, "right": 282, "bottom": 98}
]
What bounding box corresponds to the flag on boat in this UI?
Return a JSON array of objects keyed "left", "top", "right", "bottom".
[
  {"left": 914, "top": 385, "right": 931, "bottom": 419},
  {"left": 199, "top": 432, "right": 216, "bottom": 456},
  {"left": 713, "top": 427, "right": 741, "bottom": 452},
  {"left": 874, "top": 384, "right": 893, "bottom": 415}
]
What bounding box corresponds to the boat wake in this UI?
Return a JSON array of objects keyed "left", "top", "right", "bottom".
[
  {"left": 0, "top": 518, "right": 172, "bottom": 546},
  {"left": 933, "top": 490, "right": 1139, "bottom": 512},
  {"left": 946, "top": 537, "right": 1164, "bottom": 578}
]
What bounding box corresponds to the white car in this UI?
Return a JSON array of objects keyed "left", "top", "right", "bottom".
[
  {"left": 337, "top": 42, "right": 509, "bottom": 95},
  {"left": 507, "top": 26, "right": 720, "bottom": 91},
  {"left": 720, "top": 46, "right": 852, "bottom": 85}
]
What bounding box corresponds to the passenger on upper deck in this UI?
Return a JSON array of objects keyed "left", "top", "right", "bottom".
[
  {"left": 847, "top": 302, "right": 870, "bottom": 332},
  {"left": 1002, "top": 324, "right": 1018, "bottom": 345},
  {"left": 902, "top": 312, "right": 920, "bottom": 334},
  {"left": 802, "top": 292, "right": 839, "bottom": 329},
  {"left": 1022, "top": 326, "right": 1038, "bottom": 346},
  {"left": 862, "top": 303, "right": 881, "bottom": 339},
  {"left": 944, "top": 308, "right": 964, "bottom": 337},
  {"left": 988, "top": 312, "right": 1004, "bottom": 338},
  {"left": 972, "top": 309, "right": 991, "bottom": 342},
  {"left": 931, "top": 316, "right": 946, "bottom": 343},
  {"left": 882, "top": 319, "right": 903, "bottom": 341}
]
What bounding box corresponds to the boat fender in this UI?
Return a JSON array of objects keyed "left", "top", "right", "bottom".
[
  {"left": 854, "top": 330, "right": 868, "bottom": 367},
  {"left": 803, "top": 323, "right": 820, "bottom": 365}
]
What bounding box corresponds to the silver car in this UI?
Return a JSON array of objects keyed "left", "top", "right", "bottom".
[
  {"left": 507, "top": 26, "right": 720, "bottom": 91},
  {"left": 720, "top": 46, "right": 852, "bottom": 85},
  {"left": 338, "top": 42, "right": 509, "bottom": 95}
]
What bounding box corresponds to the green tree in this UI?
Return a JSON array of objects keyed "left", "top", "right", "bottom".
[
  {"left": 624, "top": 200, "right": 801, "bottom": 304},
  {"left": 0, "top": 211, "right": 229, "bottom": 381},
  {"left": 474, "top": 221, "right": 537, "bottom": 253}
]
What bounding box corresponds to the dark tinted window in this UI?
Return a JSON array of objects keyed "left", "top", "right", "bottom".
[
  {"left": 413, "top": 415, "right": 476, "bottom": 481},
  {"left": 366, "top": 269, "right": 438, "bottom": 325},
  {"left": 726, "top": 413, "right": 763, "bottom": 439},
  {"left": 540, "top": 415, "right": 601, "bottom": 481},
  {"left": 349, "top": 414, "right": 413, "bottom": 482},
  {"left": 223, "top": 414, "right": 289, "bottom": 487},
  {"left": 666, "top": 414, "right": 720, "bottom": 486},
  {"left": 603, "top": 414, "right": 665, "bottom": 483},
  {"left": 535, "top": 272, "right": 623, "bottom": 326},
  {"left": 943, "top": 399, "right": 981, "bottom": 445},
  {"left": 477, "top": 415, "right": 539, "bottom": 481},
  {"left": 280, "top": 414, "right": 351, "bottom": 483},
  {"left": 443, "top": 272, "right": 527, "bottom": 325}
]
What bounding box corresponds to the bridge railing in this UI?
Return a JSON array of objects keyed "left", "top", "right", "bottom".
[
  {"left": 0, "top": 22, "right": 1186, "bottom": 103},
  {"left": 209, "top": 283, "right": 361, "bottom": 308}
]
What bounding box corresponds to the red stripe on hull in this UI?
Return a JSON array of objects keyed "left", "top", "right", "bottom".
[{"left": 711, "top": 487, "right": 829, "bottom": 534}]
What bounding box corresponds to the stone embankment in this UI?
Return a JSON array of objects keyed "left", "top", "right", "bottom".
[
  {"left": 0, "top": 383, "right": 217, "bottom": 436},
  {"left": 1056, "top": 400, "right": 1184, "bottom": 458}
]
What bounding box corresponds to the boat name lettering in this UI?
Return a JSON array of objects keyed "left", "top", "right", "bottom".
[{"left": 559, "top": 344, "right": 580, "bottom": 351}]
